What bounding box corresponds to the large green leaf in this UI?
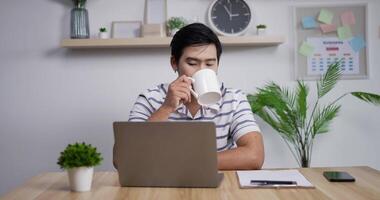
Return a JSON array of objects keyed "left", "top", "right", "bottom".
[
  {"left": 295, "top": 81, "right": 309, "bottom": 128},
  {"left": 317, "top": 61, "right": 342, "bottom": 98},
  {"left": 351, "top": 92, "right": 380, "bottom": 106},
  {"left": 312, "top": 104, "right": 341, "bottom": 137},
  {"left": 248, "top": 94, "right": 296, "bottom": 142}
]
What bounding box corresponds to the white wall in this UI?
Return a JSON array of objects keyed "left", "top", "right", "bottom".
[{"left": 1, "top": 0, "right": 379, "bottom": 196}]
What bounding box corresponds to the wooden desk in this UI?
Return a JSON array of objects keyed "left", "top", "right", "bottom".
[{"left": 2, "top": 166, "right": 379, "bottom": 200}]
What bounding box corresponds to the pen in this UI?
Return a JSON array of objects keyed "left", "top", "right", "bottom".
[{"left": 250, "top": 180, "right": 297, "bottom": 185}]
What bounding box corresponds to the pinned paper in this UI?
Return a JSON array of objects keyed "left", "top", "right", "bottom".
[
  {"left": 302, "top": 16, "right": 317, "bottom": 29},
  {"left": 299, "top": 42, "right": 314, "bottom": 57},
  {"left": 341, "top": 11, "right": 356, "bottom": 26},
  {"left": 320, "top": 24, "right": 337, "bottom": 33},
  {"left": 318, "top": 9, "right": 334, "bottom": 24},
  {"left": 349, "top": 36, "right": 365, "bottom": 52},
  {"left": 337, "top": 26, "right": 353, "bottom": 40}
]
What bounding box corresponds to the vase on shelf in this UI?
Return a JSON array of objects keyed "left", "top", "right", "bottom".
[{"left": 70, "top": 5, "right": 90, "bottom": 39}]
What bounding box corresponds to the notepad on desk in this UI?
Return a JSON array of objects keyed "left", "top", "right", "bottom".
[{"left": 236, "top": 169, "right": 314, "bottom": 188}]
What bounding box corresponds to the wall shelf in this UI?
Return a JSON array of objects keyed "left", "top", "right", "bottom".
[{"left": 61, "top": 36, "right": 285, "bottom": 49}]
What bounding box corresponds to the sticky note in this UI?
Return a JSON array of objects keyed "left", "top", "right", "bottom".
[
  {"left": 302, "top": 16, "right": 317, "bottom": 29},
  {"left": 299, "top": 42, "right": 314, "bottom": 57},
  {"left": 341, "top": 11, "right": 356, "bottom": 26},
  {"left": 349, "top": 36, "right": 365, "bottom": 52},
  {"left": 320, "top": 24, "right": 337, "bottom": 33},
  {"left": 337, "top": 26, "right": 353, "bottom": 40},
  {"left": 318, "top": 9, "right": 334, "bottom": 24}
]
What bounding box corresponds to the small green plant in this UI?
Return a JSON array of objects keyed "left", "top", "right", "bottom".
[
  {"left": 57, "top": 142, "right": 103, "bottom": 169},
  {"left": 248, "top": 61, "right": 380, "bottom": 167},
  {"left": 72, "top": 0, "right": 87, "bottom": 8},
  {"left": 256, "top": 24, "right": 267, "bottom": 29},
  {"left": 167, "top": 17, "right": 187, "bottom": 31},
  {"left": 99, "top": 27, "right": 107, "bottom": 32}
]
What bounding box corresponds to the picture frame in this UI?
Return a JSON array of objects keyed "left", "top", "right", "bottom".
[
  {"left": 144, "top": 0, "right": 167, "bottom": 24},
  {"left": 111, "top": 21, "right": 142, "bottom": 39},
  {"left": 292, "top": 3, "right": 369, "bottom": 80}
]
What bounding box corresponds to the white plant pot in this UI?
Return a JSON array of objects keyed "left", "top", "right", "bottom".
[
  {"left": 98, "top": 32, "right": 109, "bottom": 39},
  {"left": 67, "top": 167, "right": 94, "bottom": 192},
  {"left": 170, "top": 28, "right": 179, "bottom": 37},
  {"left": 256, "top": 29, "right": 266, "bottom": 35}
]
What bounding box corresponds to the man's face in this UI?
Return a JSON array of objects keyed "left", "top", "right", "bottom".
[{"left": 172, "top": 44, "right": 218, "bottom": 77}]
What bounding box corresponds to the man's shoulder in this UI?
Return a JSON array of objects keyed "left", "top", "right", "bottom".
[{"left": 222, "top": 85, "right": 247, "bottom": 100}]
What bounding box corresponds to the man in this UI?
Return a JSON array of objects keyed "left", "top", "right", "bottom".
[{"left": 128, "top": 23, "right": 264, "bottom": 170}]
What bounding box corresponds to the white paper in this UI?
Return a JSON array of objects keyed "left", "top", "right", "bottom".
[
  {"left": 236, "top": 169, "right": 314, "bottom": 188},
  {"left": 306, "top": 37, "right": 359, "bottom": 76}
]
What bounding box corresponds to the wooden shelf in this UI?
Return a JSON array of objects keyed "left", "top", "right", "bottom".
[{"left": 61, "top": 36, "right": 285, "bottom": 49}]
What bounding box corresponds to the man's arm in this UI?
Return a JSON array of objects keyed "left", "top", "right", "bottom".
[
  {"left": 148, "top": 75, "right": 192, "bottom": 122},
  {"left": 217, "top": 131, "right": 264, "bottom": 170}
]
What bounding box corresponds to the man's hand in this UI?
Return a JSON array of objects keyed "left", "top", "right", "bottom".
[
  {"left": 148, "top": 75, "right": 192, "bottom": 121},
  {"left": 162, "top": 75, "right": 193, "bottom": 113}
]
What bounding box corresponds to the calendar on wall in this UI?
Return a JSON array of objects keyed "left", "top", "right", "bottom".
[
  {"left": 306, "top": 37, "right": 359, "bottom": 75},
  {"left": 293, "top": 3, "right": 368, "bottom": 80}
]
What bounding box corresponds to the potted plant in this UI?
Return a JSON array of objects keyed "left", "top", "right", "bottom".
[
  {"left": 256, "top": 24, "right": 267, "bottom": 35},
  {"left": 98, "top": 27, "right": 108, "bottom": 39},
  {"left": 57, "top": 142, "right": 103, "bottom": 192},
  {"left": 247, "top": 61, "right": 380, "bottom": 168},
  {"left": 167, "top": 17, "right": 187, "bottom": 36}
]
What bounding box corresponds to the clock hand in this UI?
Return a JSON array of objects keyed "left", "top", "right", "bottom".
[
  {"left": 223, "top": 5, "right": 232, "bottom": 16},
  {"left": 223, "top": 5, "right": 232, "bottom": 20}
]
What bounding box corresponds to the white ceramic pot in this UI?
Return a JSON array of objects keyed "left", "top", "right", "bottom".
[
  {"left": 256, "top": 29, "right": 266, "bottom": 35},
  {"left": 98, "top": 32, "right": 109, "bottom": 39},
  {"left": 170, "top": 28, "right": 179, "bottom": 37},
  {"left": 67, "top": 167, "right": 94, "bottom": 192}
]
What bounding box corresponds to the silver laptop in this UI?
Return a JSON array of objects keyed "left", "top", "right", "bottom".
[{"left": 113, "top": 121, "right": 224, "bottom": 188}]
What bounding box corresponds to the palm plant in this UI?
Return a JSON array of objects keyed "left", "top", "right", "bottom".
[{"left": 247, "top": 61, "right": 380, "bottom": 167}]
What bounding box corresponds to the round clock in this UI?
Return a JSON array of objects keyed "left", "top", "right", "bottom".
[{"left": 208, "top": 0, "right": 252, "bottom": 36}]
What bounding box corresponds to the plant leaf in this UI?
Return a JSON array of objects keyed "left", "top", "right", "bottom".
[
  {"left": 312, "top": 104, "right": 341, "bottom": 137},
  {"left": 351, "top": 92, "right": 380, "bottom": 106},
  {"left": 317, "top": 61, "right": 342, "bottom": 98},
  {"left": 295, "top": 80, "right": 308, "bottom": 128}
]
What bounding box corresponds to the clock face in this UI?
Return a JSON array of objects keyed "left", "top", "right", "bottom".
[{"left": 208, "top": 0, "right": 252, "bottom": 36}]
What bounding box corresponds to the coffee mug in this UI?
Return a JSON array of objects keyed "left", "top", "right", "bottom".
[{"left": 186, "top": 69, "right": 222, "bottom": 106}]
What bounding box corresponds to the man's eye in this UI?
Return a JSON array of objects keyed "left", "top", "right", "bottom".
[
  {"left": 188, "top": 63, "right": 197, "bottom": 66},
  {"left": 207, "top": 64, "right": 214, "bottom": 67}
]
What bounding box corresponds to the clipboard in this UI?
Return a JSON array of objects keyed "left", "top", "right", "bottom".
[{"left": 236, "top": 169, "right": 315, "bottom": 189}]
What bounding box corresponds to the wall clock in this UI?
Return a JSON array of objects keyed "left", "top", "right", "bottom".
[{"left": 208, "top": 0, "right": 252, "bottom": 36}]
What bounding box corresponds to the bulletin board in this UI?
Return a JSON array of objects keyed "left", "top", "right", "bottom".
[{"left": 293, "top": 3, "right": 368, "bottom": 80}]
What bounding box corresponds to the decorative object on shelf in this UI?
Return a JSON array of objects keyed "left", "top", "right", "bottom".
[
  {"left": 256, "top": 24, "right": 267, "bottom": 35},
  {"left": 144, "top": 0, "right": 167, "bottom": 37},
  {"left": 111, "top": 21, "right": 142, "bottom": 38},
  {"left": 98, "top": 27, "right": 109, "bottom": 39},
  {"left": 70, "top": 0, "right": 90, "bottom": 39},
  {"left": 57, "top": 142, "right": 103, "bottom": 192},
  {"left": 166, "top": 17, "right": 187, "bottom": 36},
  {"left": 208, "top": 0, "right": 252, "bottom": 36},
  {"left": 247, "top": 61, "right": 380, "bottom": 168}
]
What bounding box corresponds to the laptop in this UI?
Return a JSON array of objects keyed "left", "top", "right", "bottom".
[{"left": 113, "top": 121, "right": 224, "bottom": 188}]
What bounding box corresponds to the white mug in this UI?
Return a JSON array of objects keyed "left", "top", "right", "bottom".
[{"left": 187, "top": 69, "right": 222, "bottom": 106}]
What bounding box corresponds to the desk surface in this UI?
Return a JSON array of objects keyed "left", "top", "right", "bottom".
[{"left": 1, "top": 166, "right": 380, "bottom": 200}]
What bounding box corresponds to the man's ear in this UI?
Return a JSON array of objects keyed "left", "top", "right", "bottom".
[{"left": 170, "top": 56, "right": 178, "bottom": 73}]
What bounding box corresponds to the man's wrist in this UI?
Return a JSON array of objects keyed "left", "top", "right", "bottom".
[{"left": 158, "top": 105, "right": 175, "bottom": 116}]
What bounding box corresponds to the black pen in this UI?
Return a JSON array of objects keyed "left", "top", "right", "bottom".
[{"left": 250, "top": 180, "right": 297, "bottom": 185}]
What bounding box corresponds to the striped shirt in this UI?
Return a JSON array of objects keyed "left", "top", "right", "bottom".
[{"left": 128, "top": 83, "right": 261, "bottom": 152}]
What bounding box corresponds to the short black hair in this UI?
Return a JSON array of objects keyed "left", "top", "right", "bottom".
[{"left": 170, "top": 23, "right": 222, "bottom": 64}]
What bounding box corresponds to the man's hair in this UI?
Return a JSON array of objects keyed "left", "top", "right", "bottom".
[{"left": 170, "top": 23, "right": 222, "bottom": 64}]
